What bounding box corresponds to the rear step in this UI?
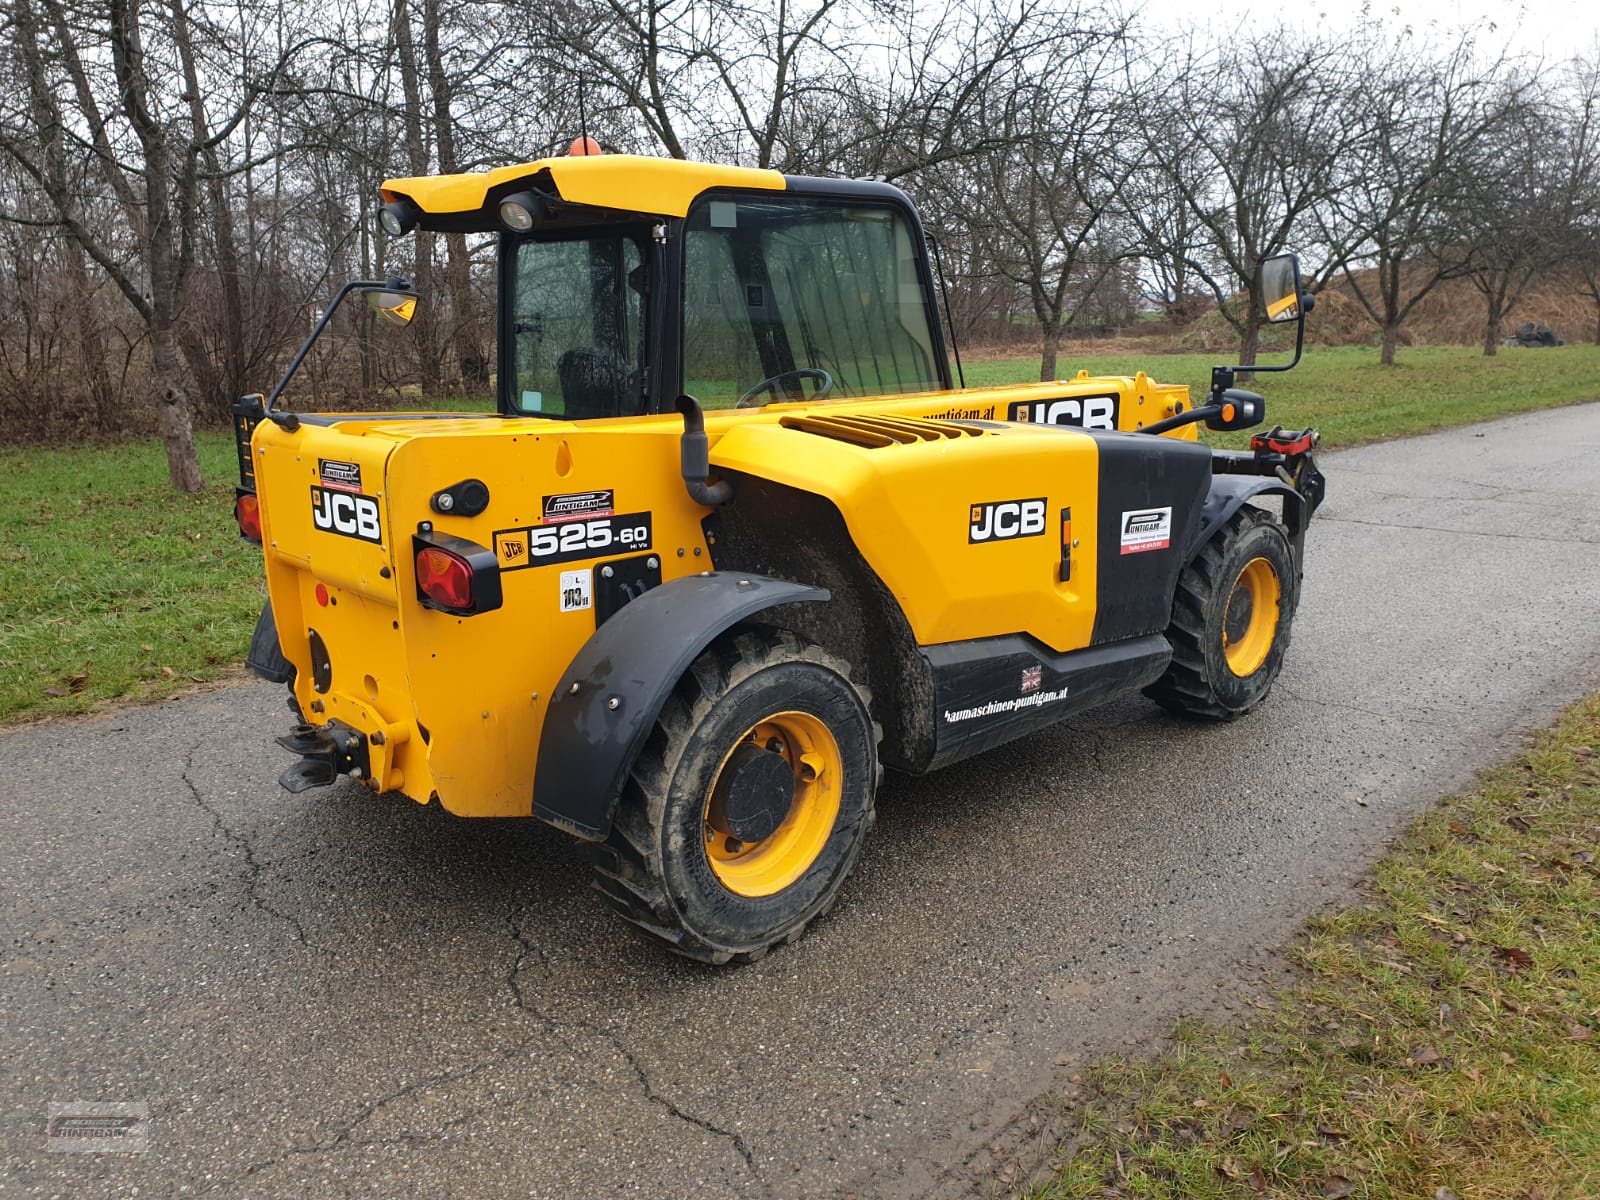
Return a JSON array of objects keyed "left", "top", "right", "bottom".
[{"left": 274, "top": 721, "right": 370, "bottom": 794}]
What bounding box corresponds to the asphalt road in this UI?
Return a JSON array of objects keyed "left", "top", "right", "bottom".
[{"left": 5, "top": 404, "right": 1600, "bottom": 1199}]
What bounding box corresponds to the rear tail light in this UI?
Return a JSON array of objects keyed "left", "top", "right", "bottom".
[
  {"left": 417, "top": 547, "right": 473, "bottom": 609},
  {"left": 235, "top": 491, "right": 262, "bottom": 543},
  {"left": 412, "top": 531, "right": 502, "bottom": 615}
]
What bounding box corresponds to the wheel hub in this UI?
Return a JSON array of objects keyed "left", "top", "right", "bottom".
[
  {"left": 1222, "top": 555, "right": 1281, "bottom": 677},
  {"left": 1224, "top": 586, "right": 1255, "bottom": 645},
  {"left": 706, "top": 742, "right": 794, "bottom": 844}
]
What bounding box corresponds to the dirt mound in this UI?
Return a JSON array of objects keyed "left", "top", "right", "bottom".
[{"left": 1312, "top": 265, "right": 1597, "bottom": 347}]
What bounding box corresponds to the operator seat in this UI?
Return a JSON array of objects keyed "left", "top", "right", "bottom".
[{"left": 557, "top": 347, "right": 632, "bottom": 419}]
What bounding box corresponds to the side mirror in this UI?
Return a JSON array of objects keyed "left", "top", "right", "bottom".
[
  {"left": 1257, "top": 254, "right": 1302, "bottom": 323},
  {"left": 365, "top": 286, "right": 419, "bottom": 328},
  {"left": 1204, "top": 388, "right": 1266, "bottom": 432}
]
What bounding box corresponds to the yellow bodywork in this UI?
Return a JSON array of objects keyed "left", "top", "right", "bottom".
[
  {"left": 253, "top": 374, "right": 1193, "bottom": 818},
  {"left": 381, "top": 154, "right": 786, "bottom": 223}
]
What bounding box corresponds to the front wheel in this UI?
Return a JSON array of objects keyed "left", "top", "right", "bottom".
[
  {"left": 1145, "top": 506, "right": 1297, "bottom": 721},
  {"left": 592, "top": 629, "right": 879, "bottom": 963}
]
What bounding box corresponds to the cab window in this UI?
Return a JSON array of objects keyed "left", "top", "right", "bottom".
[
  {"left": 507, "top": 231, "right": 644, "bottom": 418},
  {"left": 683, "top": 197, "right": 939, "bottom": 408}
]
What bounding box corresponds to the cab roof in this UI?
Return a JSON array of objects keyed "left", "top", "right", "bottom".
[{"left": 380, "top": 154, "right": 786, "bottom": 231}]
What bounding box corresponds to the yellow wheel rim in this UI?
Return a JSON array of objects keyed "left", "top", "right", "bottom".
[
  {"left": 703, "top": 711, "right": 843, "bottom": 898},
  {"left": 1223, "top": 556, "right": 1281, "bottom": 677}
]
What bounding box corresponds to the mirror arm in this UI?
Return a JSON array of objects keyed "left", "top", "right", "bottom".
[
  {"left": 261, "top": 277, "right": 415, "bottom": 430},
  {"left": 262, "top": 280, "right": 362, "bottom": 429},
  {"left": 1208, "top": 287, "right": 1311, "bottom": 391},
  {"left": 1140, "top": 403, "right": 1221, "bottom": 436}
]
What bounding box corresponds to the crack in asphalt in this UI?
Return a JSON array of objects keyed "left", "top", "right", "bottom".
[
  {"left": 503, "top": 910, "right": 763, "bottom": 1187},
  {"left": 179, "top": 742, "right": 311, "bottom": 946},
  {"left": 1274, "top": 683, "right": 1456, "bottom": 729},
  {"left": 1319, "top": 512, "right": 1599, "bottom": 545},
  {"left": 197, "top": 1034, "right": 546, "bottom": 1194}
]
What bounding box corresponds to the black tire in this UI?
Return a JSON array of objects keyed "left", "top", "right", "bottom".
[
  {"left": 1145, "top": 506, "right": 1297, "bottom": 721},
  {"left": 592, "top": 629, "right": 880, "bottom": 963}
]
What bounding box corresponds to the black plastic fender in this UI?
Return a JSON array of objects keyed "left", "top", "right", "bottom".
[
  {"left": 1188, "top": 474, "right": 1304, "bottom": 560},
  {"left": 245, "top": 599, "right": 295, "bottom": 685},
  {"left": 533, "top": 572, "right": 829, "bottom": 840}
]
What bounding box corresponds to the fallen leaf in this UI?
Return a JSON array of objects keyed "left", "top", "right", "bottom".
[
  {"left": 1218, "top": 1157, "right": 1242, "bottom": 1179},
  {"left": 1494, "top": 946, "right": 1534, "bottom": 971},
  {"left": 160, "top": 666, "right": 176, "bottom": 678},
  {"left": 141, "top": 643, "right": 154, "bottom": 652},
  {"left": 1437, "top": 1188, "right": 1462, "bottom": 1200},
  {"left": 42, "top": 686, "right": 68, "bottom": 698},
  {"left": 1410, "top": 1045, "right": 1442, "bottom": 1066},
  {"left": 68, "top": 672, "right": 89, "bottom": 692},
  {"left": 1321, "top": 1176, "right": 1357, "bottom": 1199},
  {"left": 1218, "top": 1071, "right": 1233, "bottom": 1089},
  {"left": 1504, "top": 813, "right": 1532, "bottom": 832},
  {"left": 1449, "top": 820, "right": 1469, "bottom": 835},
  {"left": 1251, "top": 1166, "right": 1268, "bottom": 1193},
  {"left": 1569, "top": 1022, "right": 1593, "bottom": 1042}
]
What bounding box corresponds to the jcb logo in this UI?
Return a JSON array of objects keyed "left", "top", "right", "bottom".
[
  {"left": 1007, "top": 394, "right": 1118, "bottom": 430},
  {"left": 498, "top": 532, "right": 528, "bottom": 563},
  {"left": 310, "top": 487, "right": 382, "bottom": 544},
  {"left": 969, "top": 497, "right": 1047, "bottom": 543}
]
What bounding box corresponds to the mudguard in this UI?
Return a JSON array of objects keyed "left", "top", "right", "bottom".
[
  {"left": 1188, "top": 474, "right": 1304, "bottom": 559},
  {"left": 245, "top": 600, "right": 294, "bottom": 685},
  {"left": 533, "top": 572, "right": 829, "bottom": 840}
]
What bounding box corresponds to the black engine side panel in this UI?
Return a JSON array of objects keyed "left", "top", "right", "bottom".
[{"left": 1087, "top": 432, "right": 1213, "bottom": 645}]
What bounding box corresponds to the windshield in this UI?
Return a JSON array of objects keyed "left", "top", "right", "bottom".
[
  {"left": 683, "top": 197, "right": 940, "bottom": 408},
  {"left": 507, "top": 231, "right": 644, "bottom": 418}
]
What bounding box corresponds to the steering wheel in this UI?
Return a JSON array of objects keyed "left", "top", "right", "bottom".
[{"left": 735, "top": 367, "right": 835, "bottom": 408}]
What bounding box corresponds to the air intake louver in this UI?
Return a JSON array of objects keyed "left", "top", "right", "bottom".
[{"left": 778, "top": 413, "right": 988, "bottom": 448}]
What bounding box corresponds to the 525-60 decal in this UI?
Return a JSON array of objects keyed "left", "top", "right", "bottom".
[{"left": 494, "top": 513, "right": 652, "bottom": 569}]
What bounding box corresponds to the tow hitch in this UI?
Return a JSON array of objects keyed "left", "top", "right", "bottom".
[{"left": 275, "top": 720, "right": 371, "bottom": 793}]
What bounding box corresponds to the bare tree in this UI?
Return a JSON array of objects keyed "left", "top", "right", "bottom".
[
  {"left": 1321, "top": 34, "right": 1520, "bottom": 364},
  {"left": 1449, "top": 80, "right": 1577, "bottom": 355},
  {"left": 963, "top": 44, "right": 1132, "bottom": 379},
  {"left": 1, "top": 0, "right": 313, "bottom": 489},
  {"left": 1130, "top": 28, "right": 1364, "bottom": 366}
]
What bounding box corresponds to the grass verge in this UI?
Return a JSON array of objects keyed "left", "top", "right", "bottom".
[
  {"left": 0, "top": 433, "right": 261, "bottom": 723},
  {"left": 962, "top": 343, "right": 1600, "bottom": 449},
  {"left": 1020, "top": 694, "right": 1600, "bottom": 1200},
  {"left": 1, "top": 344, "right": 1595, "bottom": 725}
]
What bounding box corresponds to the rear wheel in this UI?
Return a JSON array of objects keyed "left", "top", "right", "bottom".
[
  {"left": 592, "top": 629, "right": 879, "bottom": 963},
  {"left": 1145, "top": 506, "right": 1296, "bottom": 720}
]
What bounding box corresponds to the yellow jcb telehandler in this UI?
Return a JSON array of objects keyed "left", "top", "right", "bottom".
[{"left": 233, "top": 151, "right": 1325, "bottom": 962}]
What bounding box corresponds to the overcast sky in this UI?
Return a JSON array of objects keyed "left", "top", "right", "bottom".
[{"left": 1129, "top": 0, "right": 1600, "bottom": 60}]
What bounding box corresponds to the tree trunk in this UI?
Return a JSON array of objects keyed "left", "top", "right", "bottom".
[
  {"left": 393, "top": 0, "right": 440, "bottom": 396},
  {"left": 1038, "top": 319, "right": 1062, "bottom": 382},
  {"left": 1236, "top": 311, "right": 1262, "bottom": 381},
  {"left": 1482, "top": 308, "right": 1501, "bottom": 357},
  {"left": 1379, "top": 321, "right": 1399, "bottom": 367},
  {"left": 152, "top": 325, "right": 203, "bottom": 494},
  {"left": 420, "top": 0, "right": 482, "bottom": 392},
  {"left": 62, "top": 239, "right": 116, "bottom": 424}
]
